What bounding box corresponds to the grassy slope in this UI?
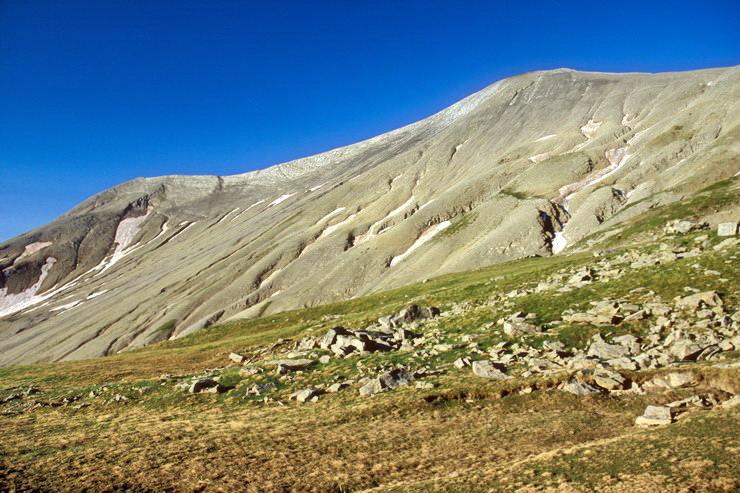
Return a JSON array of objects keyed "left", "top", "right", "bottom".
[{"left": 0, "top": 180, "right": 738, "bottom": 492}]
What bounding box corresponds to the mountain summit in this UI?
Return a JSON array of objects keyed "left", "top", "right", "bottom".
[{"left": 1, "top": 66, "right": 738, "bottom": 365}]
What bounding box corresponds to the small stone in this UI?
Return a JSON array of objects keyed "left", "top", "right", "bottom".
[
  {"left": 319, "top": 355, "right": 331, "bottom": 364},
  {"left": 453, "top": 357, "right": 472, "bottom": 369}
]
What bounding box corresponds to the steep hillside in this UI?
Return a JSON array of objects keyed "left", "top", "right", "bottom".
[{"left": 1, "top": 66, "right": 738, "bottom": 365}]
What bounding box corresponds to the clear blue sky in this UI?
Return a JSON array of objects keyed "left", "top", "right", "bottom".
[{"left": 1, "top": 0, "right": 738, "bottom": 242}]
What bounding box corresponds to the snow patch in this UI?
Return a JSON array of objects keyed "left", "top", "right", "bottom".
[
  {"left": 98, "top": 214, "right": 150, "bottom": 273},
  {"left": 557, "top": 146, "right": 631, "bottom": 210},
  {"left": 565, "top": 119, "right": 602, "bottom": 153},
  {"left": 536, "top": 134, "right": 556, "bottom": 142},
  {"left": 217, "top": 208, "right": 240, "bottom": 224},
  {"left": 0, "top": 257, "right": 57, "bottom": 318},
  {"left": 355, "top": 196, "right": 416, "bottom": 244},
  {"left": 320, "top": 214, "right": 357, "bottom": 238},
  {"left": 308, "top": 183, "right": 326, "bottom": 192},
  {"left": 529, "top": 152, "right": 550, "bottom": 164},
  {"left": 318, "top": 208, "right": 345, "bottom": 224},
  {"left": 86, "top": 290, "right": 108, "bottom": 299},
  {"left": 390, "top": 221, "right": 451, "bottom": 267},
  {"left": 419, "top": 199, "right": 435, "bottom": 210},
  {"left": 552, "top": 232, "right": 568, "bottom": 254},
  {"left": 269, "top": 193, "right": 295, "bottom": 207},
  {"left": 51, "top": 299, "right": 83, "bottom": 312}
]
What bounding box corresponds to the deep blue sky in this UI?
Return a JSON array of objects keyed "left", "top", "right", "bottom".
[{"left": 1, "top": 1, "right": 738, "bottom": 242}]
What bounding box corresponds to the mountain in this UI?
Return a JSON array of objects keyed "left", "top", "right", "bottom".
[{"left": 1, "top": 66, "right": 738, "bottom": 366}]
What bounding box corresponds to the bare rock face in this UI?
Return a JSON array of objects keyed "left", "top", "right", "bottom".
[{"left": 1, "top": 66, "right": 739, "bottom": 366}]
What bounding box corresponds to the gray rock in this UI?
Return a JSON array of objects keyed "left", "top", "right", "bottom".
[
  {"left": 646, "top": 372, "right": 696, "bottom": 389},
  {"left": 502, "top": 320, "right": 539, "bottom": 337},
  {"left": 327, "top": 382, "right": 350, "bottom": 393},
  {"left": 669, "top": 340, "right": 705, "bottom": 361},
  {"left": 265, "top": 358, "right": 316, "bottom": 368},
  {"left": 588, "top": 341, "right": 631, "bottom": 360},
  {"left": 717, "top": 222, "right": 738, "bottom": 236},
  {"left": 471, "top": 360, "right": 509, "bottom": 379},
  {"left": 360, "top": 368, "right": 415, "bottom": 396},
  {"left": 188, "top": 379, "right": 227, "bottom": 394},
  {"left": 319, "top": 355, "right": 331, "bottom": 364},
  {"left": 291, "top": 388, "right": 324, "bottom": 403},
  {"left": 453, "top": 357, "right": 472, "bottom": 369},
  {"left": 635, "top": 405, "right": 672, "bottom": 426},
  {"left": 675, "top": 291, "right": 722, "bottom": 310},
  {"left": 560, "top": 379, "right": 601, "bottom": 395},
  {"left": 320, "top": 326, "right": 353, "bottom": 350},
  {"left": 593, "top": 369, "right": 627, "bottom": 390},
  {"left": 229, "top": 352, "right": 248, "bottom": 364},
  {"left": 380, "top": 305, "right": 440, "bottom": 328},
  {"left": 239, "top": 366, "right": 261, "bottom": 376},
  {"left": 248, "top": 382, "right": 276, "bottom": 395}
]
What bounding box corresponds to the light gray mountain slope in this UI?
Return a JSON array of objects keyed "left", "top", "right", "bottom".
[{"left": 1, "top": 66, "right": 738, "bottom": 365}]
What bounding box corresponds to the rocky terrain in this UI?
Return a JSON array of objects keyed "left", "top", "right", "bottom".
[
  {"left": 1, "top": 66, "right": 739, "bottom": 366},
  {"left": 1, "top": 203, "right": 738, "bottom": 490}
]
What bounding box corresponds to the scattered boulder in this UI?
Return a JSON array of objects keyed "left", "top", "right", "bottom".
[
  {"left": 454, "top": 357, "right": 472, "bottom": 369},
  {"left": 675, "top": 291, "right": 722, "bottom": 310},
  {"left": 664, "top": 220, "right": 708, "bottom": 235},
  {"left": 593, "top": 369, "right": 627, "bottom": 391},
  {"left": 471, "top": 361, "right": 509, "bottom": 379},
  {"left": 560, "top": 379, "right": 601, "bottom": 395},
  {"left": 645, "top": 372, "right": 696, "bottom": 390},
  {"left": 188, "top": 379, "right": 228, "bottom": 394},
  {"left": 247, "top": 382, "right": 276, "bottom": 395},
  {"left": 265, "top": 359, "right": 317, "bottom": 373},
  {"left": 588, "top": 341, "right": 631, "bottom": 360},
  {"left": 360, "top": 368, "right": 415, "bottom": 395},
  {"left": 635, "top": 405, "right": 672, "bottom": 426},
  {"left": 229, "top": 352, "right": 248, "bottom": 364},
  {"left": 378, "top": 305, "right": 440, "bottom": 328},
  {"left": 320, "top": 326, "right": 353, "bottom": 350},
  {"left": 290, "top": 388, "right": 324, "bottom": 403}
]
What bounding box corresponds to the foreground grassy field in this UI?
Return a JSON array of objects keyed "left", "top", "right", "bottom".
[{"left": 1, "top": 183, "right": 739, "bottom": 492}]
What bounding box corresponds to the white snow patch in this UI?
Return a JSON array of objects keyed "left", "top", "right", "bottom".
[
  {"left": 706, "top": 81, "right": 713, "bottom": 87},
  {"left": 552, "top": 232, "right": 568, "bottom": 254},
  {"left": 419, "top": 199, "right": 435, "bottom": 210},
  {"left": 217, "top": 208, "right": 240, "bottom": 224},
  {"left": 15, "top": 242, "right": 53, "bottom": 263},
  {"left": 269, "top": 193, "right": 295, "bottom": 207},
  {"left": 318, "top": 208, "right": 345, "bottom": 224},
  {"left": 98, "top": 214, "right": 150, "bottom": 273},
  {"left": 565, "top": 119, "right": 602, "bottom": 153},
  {"left": 390, "top": 221, "right": 451, "bottom": 267},
  {"left": 259, "top": 268, "right": 282, "bottom": 289},
  {"left": 529, "top": 152, "right": 551, "bottom": 164},
  {"left": 320, "top": 214, "right": 357, "bottom": 238},
  {"left": 308, "top": 183, "right": 326, "bottom": 192},
  {"left": 536, "top": 134, "right": 556, "bottom": 142},
  {"left": 355, "top": 196, "right": 416, "bottom": 244},
  {"left": 86, "top": 290, "right": 108, "bottom": 299},
  {"left": 245, "top": 200, "right": 266, "bottom": 211},
  {"left": 51, "top": 299, "right": 82, "bottom": 312},
  {"left": 0, "top": 257, "right": 57, "bottom": 318},
  {"left": 557, "top": 146, "right": 631, "bottom": 210}
]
